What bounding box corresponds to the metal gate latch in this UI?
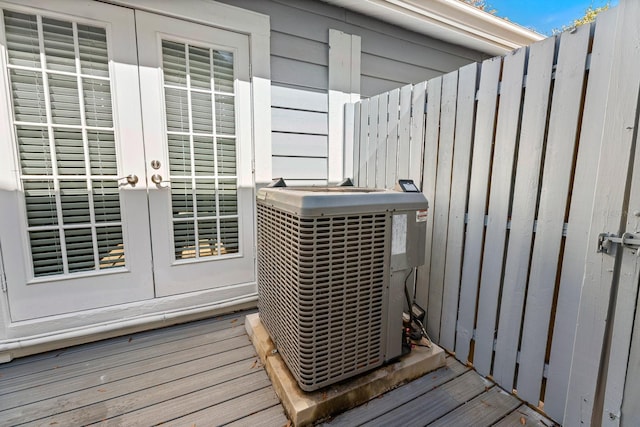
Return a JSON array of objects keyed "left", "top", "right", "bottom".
[{"left": 598, "top": 232, "right": 640, "bottom": 254}]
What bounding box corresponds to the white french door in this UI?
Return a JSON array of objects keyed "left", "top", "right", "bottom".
[
  {"left": 136, "top": 12, "right": 254, "bottom": 297},
  {"left": 0, "top": 1, "right": 255, "bottom": 321}
]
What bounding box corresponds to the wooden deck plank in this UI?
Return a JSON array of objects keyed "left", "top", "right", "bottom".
[
  {"left": 0, "top": 311, "right": 559, "bottom": 427},
  {"left": 361, "top": 370, "right": 493, "bottom": 427},
  {"left": 428, "top": 386, "right": 521, "bottom": 426},
  {"left": 0, "top": 323, "right": 248, "bottom": 396},
  {"left": 175, "top": 387, "right": 282, "bottom": 426},
  {"left": 224, "top": 404, "right": 288, "bottom": 427},
  {"left": 494, "top": 404, "right": 557, "bottom": 426},
  {"left": 89, "top": 371, "right": 272, "bottom": 426},
  {"left": 0, "top": 344, "right": 256, "bottom": 423},
  {"left": 0, "top": 311, "right": 249, "bottom": 379},
  {"left": 323, "top": 356, "right": 468, "bottom": 426}
]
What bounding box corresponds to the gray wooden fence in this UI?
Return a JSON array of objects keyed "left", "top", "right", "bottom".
[{"left": 346, "top": 2, "right": 640, "bottom": 425}]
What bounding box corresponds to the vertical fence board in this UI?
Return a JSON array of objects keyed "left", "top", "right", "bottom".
[
  {"left": 517, "top": 24, "right": 591, "bottom": 405},
  {"left": 544, "top": 10, "right": 618, "bottom": 421},
  {"left": 426, "top": 71, "right": 458, "bottom": 343},
  {"left": 603, "top": 132, "right": 640, "bottom": 427},
  {"left": 385, "top": 89, "right": 400, "bottom": 188},
  {"left": 493, "top": 36, "right": 556, "bottom": 392},
  {"left": 439, "top": 63, "right": 478, "bottom": 351},
  {"left": 455, "top": 56, "right": 502, "bottom": 364},
  {"left": 565, "top": 0, "right": 640, "bottom": 423},
  {"left": 346, "top": 102, "right": 358, "bottom": 181},
  {"left": 376, "top": 92, "right": 389, "bottom": 188},
  {"left": 357, "top": 99, "right": 369, "bottom": 186},
  {"left": 474, "top": 48, "right": 527, "bottom": 377},
  {"left": 366, "top": 96, "right": 379, "bottom": 187},
  {"left": 417, "top": 78, "right": 442, "bottom": 323},
  {"left": 409, "top": 81, "right": 427, "bottom": 187},
  {"left": 397, "top": 84, "right": 413, "bottom": 180}
]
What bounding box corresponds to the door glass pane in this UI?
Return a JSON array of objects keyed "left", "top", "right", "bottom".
[
  {"left": 162, "top": 39, "right": 239, "bottom": 260},
  {"left": 3, "top": 10, "right": 126, "bottom": 277}
]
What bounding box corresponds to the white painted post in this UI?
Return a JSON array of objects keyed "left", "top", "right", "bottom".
[{"left": 328, "top": 29, "right": 361, "bottom": 184}]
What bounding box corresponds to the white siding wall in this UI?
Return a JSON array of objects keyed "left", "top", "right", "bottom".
[{"left": 217, "top": 0, "right": 487, "bottom": 184}]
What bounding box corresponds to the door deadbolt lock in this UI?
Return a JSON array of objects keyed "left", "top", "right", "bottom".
[{"left": 151, "top": 160, "right": 161, "bottom": 170}]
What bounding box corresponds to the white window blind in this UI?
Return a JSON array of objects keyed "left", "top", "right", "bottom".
[
  {"left": 4, "top": 10, "right": 124, "bottom": 277},
  {"left": 162, "top": 39, "right": 239, "bottom": 260}
]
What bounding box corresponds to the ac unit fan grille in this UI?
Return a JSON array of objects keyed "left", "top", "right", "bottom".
[{"left": 257, "top": 203, "right": 389, "bottom": 391}]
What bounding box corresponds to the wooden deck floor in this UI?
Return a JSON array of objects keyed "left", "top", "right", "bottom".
[{"left": 0, "top": 311, "right": 557, "bottom": 426}]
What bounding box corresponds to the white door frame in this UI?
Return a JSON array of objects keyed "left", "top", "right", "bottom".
[{"left": 0, "top": 0, "right": 270, "bottom": 361}]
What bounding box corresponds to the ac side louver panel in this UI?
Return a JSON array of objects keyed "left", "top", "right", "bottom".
[{"left": 257, "top": 203, "right": 389, "bottom": 391}]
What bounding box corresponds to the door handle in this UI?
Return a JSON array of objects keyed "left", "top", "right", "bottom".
[
  {"left": 118, "top": 174, "right": 139, "bottom": 187},
  {"left": 150, "top": 174, "right": 169, "bottom": 188}
]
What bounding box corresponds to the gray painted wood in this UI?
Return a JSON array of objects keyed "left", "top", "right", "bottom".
[
  {"left": 0, "top": 310, "right": 557, "bottom": 426},
  {"left": 357, "top": 99, "right": 369, "bottom": 186},
  {"left": 224, "top": 404, "right": 288, "bottom": 427},
  {"left": 473, "top": 47, "right": 526, "bottom": 378},
  {"left": 271, "top": 30, "right": 327, "bottom": 66},
  {"left": 409, "top": 81, "right": 426, "bottom": 188},
  {"left": 439, "top": 62, "right": 477, "bottom": 351},
  {"left": 323, "top": 356, "right": 468, "bottom": 426},
  {"left": 271, "top": 56, "right": 328, "bottom": 90},
  {"left": 493, "top": 36, "right": 555, "bottom": 395},
  {"left": 0, "top": 325, "right": 248, "bottom": 396},
  {"left": 517, "top": 23, "right": 590, "bottom": 405},
  {"left": 494, "top": 405, "right": 555, "bottom": 426},
  {"left": 271, "top": 107, "right": 328, "bottom": 135},
  {"left": 363, "top": 371, "right": 492, "bottom": 427},
  {"left": 376, "top": 92, "right": 389, "bottom": 188},
  {"left": 271, "top": 85, "right": 328, "bottom": 112},
  {"left": 455, "top": 56, "right": 502, "bottom": 364},
  {"left": 366, "top": 95, "right": 379, "bottom": 187},
  {"left": 427, "top": 70, "right": 458, "bottom": 344},
  {"left": 418, "top": 77, "right": 441, "bottom": 330},
  {"left": 171, "top": 387, "right": 281, "bottom": 426},
  {"left": 272, "top": 156, "right": 327, "bottom": 180},
  {"left": 385, "top": 88, "right": 400, "bottom": 189},
  {"left": 396, "top": 84, "right": 412, "bottom": 180},
  {"left": 428, "top": 385, "right": 521, "bottom": 427},
  {"left": 88, "top": 372, "right": 272, "bottom": 426},
  {"left": 361, "top": 53, "right": 444, "bottom": 85},
  {"left": 272, "top": 132, "right": 328, "bottom": 158},
  {"left": 1, "top": 346, "right": 256, "bottom": 424},
  {"left": 362, "top": 75, "right": 406, "bottom": 98},
  {"left": 544, "top": 9, "right": 618, "bottom": 421}
]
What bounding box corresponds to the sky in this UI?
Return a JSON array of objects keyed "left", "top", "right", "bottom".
[{"left": 485, "top": 0, "right": 617, "bottom": 35}]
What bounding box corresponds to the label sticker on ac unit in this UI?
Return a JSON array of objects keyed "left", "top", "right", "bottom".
[
  {"left": 392, "top": 214, "right": 407, "bottom": 255},
  {"left": 416, "top": 210, "right": 428, "bottom": 222}
]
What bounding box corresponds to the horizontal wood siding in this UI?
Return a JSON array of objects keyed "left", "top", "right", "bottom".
[{"left": 216, "top": 0, "right": 486, "bottom": 183}]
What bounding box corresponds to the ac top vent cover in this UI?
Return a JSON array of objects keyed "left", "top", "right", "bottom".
[{"left": 256, "top": 186, "right": 428, "bottom": 391}]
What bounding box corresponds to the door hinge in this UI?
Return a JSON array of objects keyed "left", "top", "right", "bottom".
[{"left": 598, "top": 232, "right": 640, "bottom": 255}]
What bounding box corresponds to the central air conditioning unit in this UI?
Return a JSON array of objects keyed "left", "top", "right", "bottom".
[{"left": 256, "top": 180, "right": 428, "bottom": 391}]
